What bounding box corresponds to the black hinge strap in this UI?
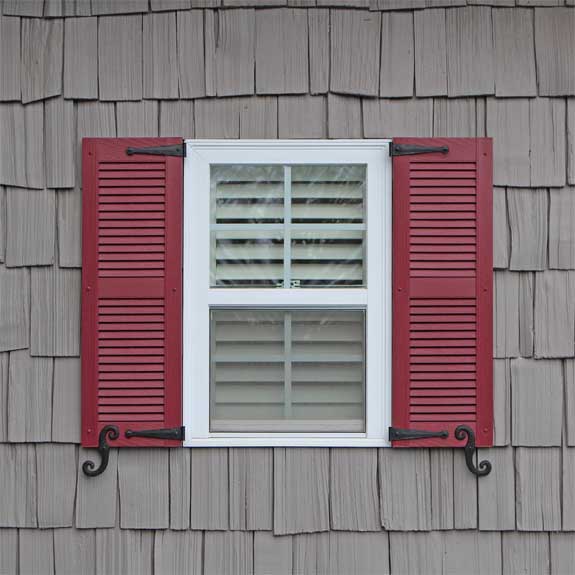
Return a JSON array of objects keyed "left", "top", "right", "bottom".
[
  {"left": 126, "top": 143, "right": 186, "bottom": 157},
  {"left": 389, "top": 427, "right": 449, "bottom": 441},
  {"left": 390, "top": 143, "right": 449, "bottom": 157},
  {"left": 125, "top": 426, "right": 185, "bottom": 441}
]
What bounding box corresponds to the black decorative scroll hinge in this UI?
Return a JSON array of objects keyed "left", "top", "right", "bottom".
[
  {"left": 125, "top": 426, "right": 185, "bottom": 441},
  {"left": 389, "top": 427, "right": 449, "bottom": 441},
  {"left": 390, "top": 143, "right": 449, "bottom": 157},
  {"left": 126, "top": 143, "right": 186, "bottom": 157},
  {"left": 455, "top": 425, "right": 492, "bottom": 477}
]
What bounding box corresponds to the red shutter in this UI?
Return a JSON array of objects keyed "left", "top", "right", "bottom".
[
  {"left": 82, "top": 138, "right": 183, "bottom": 447},
  {"left": 392, "top": 138, "right": 493, "bottom": 447}
]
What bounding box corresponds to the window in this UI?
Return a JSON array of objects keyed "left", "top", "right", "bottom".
[{"left": 184, "top": 141, "right": 392, "bottom": 446}]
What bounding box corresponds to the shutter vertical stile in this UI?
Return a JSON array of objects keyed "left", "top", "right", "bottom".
[
  {"left": 392, "top": 138, "right": 493, "bottom": 447},
  {"left": 82, "top": 138, "right": 183, "bottom": 447}
]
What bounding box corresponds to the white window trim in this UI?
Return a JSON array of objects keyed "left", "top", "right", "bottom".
[{"left": 183, "top": 140, "right": 392, "bottom": 447}]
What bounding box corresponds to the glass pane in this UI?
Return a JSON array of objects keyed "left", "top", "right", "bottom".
[
  {"left": 210, "top": 163, "right": 367, "bottom": 288},
  {"left": 210, "top": 309, "right": 366, "bottom": 432}
]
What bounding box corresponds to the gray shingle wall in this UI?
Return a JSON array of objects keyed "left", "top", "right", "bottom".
[{"left": 1, "top": 2, "right": 574, "bottom": 573}]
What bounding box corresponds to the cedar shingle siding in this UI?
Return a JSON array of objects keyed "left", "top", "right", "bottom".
[{"left": 0, "top": 1, "right": 574, "bottom": 573}]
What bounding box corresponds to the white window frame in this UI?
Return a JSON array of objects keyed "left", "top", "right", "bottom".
[{"left": 183, "top": 140, "right": 392, "bottom": 447}]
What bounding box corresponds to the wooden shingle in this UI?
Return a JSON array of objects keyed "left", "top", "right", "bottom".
[
  {"left": 0, "top": 267, "right": 29, "bottom": 352},
  {"left": 21, "top": 18, "right": 62, "bottom": 103},
  {"left": 0, "top": 102, "right": 45, "bottom": 189},
  {"left": 190, "top": 448, "right": 228, "bottom": 530},
  {"left": 433, "top": 98, "right": 476, "bottom": 137},
  {"left": 151, "top": 0, "right": 192, "bottom": 8},
  {"left": 379, "top": 448, "right": 431, "bottom": 530},
  {"left": 0, "top": 444, "right": 37, "bottom": 527},
  {"left": 154, "top": 531, "right": 202, "bottom": 575},
  {"left": 308, "top": 8, "right": 329, "bottom": 94},
  {"left": 64, "top": 17, "right": 97, "bottom": 99},
  {"left": 494, "top": 271, "right": 520, "bottom": 358},
  {"left": 0, "top": 16, "right": 21, "bottom": 101},
  {"left": 329, "top": 532, "right": 390, "bottom": 575},
  {"left": 443, "top": 532, "right": 501, "bottom": 573},
  {"left": 98, "top": 15, "right": 142, "bottom": 101},
  {"left": 195, "top": 98, "right": 240, "bottom": 138},
  {"left": 566, "top": 359, "right": 575, "bottom": 446},
  {"left": 256, "top": 8, "right": 308, "bottom": 95},
  {"left": 389, "top": 532, "right": 443, "bottom": 574},
  {"left": 493, "top": 8, "right": 536, "bottom": 98},
  {"left": 380, "top": 11, "right": 413, "bottom": 97},
  {"left": 534, "top": 271, "right": 575, "bottom": 358},
  {"left": 530, "top": 98, "right": 566, "bottom": 188},
  {"left": 446, "top": 7, "right": 494, "bottom": 97},
  {"left": 414, "top": 9, "right": 447, "bottom": 97},
  {"left": 58, "top": 190, "right": 81, "bottom": 268},
  {"left": 177, "top": 10, "right": 205, "bottom": 99},
  {"left": 519, "top": 273, "right": 534, "bottom": 357},
  {"left": 159, "top": 101, "right": 194, "bottom": 137},
  {"left": 363, "top": 99, "right": 433, "bottom": 138},
  {"left": 568, "top": 100, "right": 575, "bottom": 185},
  {"left": 0, "top": 529, "right": 17, "bottom": 575},
  {"left": 0, "top": 353, "right": 7, "bottom": 442},
  {"left": 430, "top": 449, "right": 454, "bottom": 529},
  {"left": 143, "top": 13, "right": 178, "bottom": 99},
  {"left": 7, "top": 350, "right": 53, "bottom": 442},
  {"left": 562, "top": 446, "right": 575, "bottom": 529},
  {"left": 292, "top": 533, "right": 329, "bottom": 574},
  {"left": 0, "top": 188, "right": 4, "bottom": 263},
  {"left": 31, "top": 267, "right": 81, "bottom": 357},
  {"left": 551, "top": 534, "right": 575, "bottom": 575},
  {"left": 493, "top": 359, "right": 511, "bottom": 446},
  {"left": 91, "top": 0, "right": 149, "bottom": 14},
  {"left": 95, "top": 529, "right": 154, "bottom": 575},
  {"left": 511, "top": 358, "right": 563, "bottom": 446},
  {"left": 330, "top": 448, "right": 380, "bottom": 531},
  {"left": 507, "top": 188, "right": 548, "bottom": 270},
  {"left": 330, "top": 10, "right": 380, "bottom": 97},
  {"left": 205, "top": 9, "right": 255, "bottom": 97},
  {"left": 516, "top": 447, "right": 561, "bottom": 530},
  {"left": 493, "top": 187, "right": 509, "bottom": 269},
  {"left": 116, "top": 102, "right": 159, "bottom": 137},
  {"left": 169, "top": 448, "right": 190, "bottom": 529},
  {"left": 503, "top": 533, "right": 550, "bottom": 575},
  {"left": 254, "top": 532, "right": 292, "bottom": 575},
  {"left": 535, "top": 8, "right": 575, "bottom": 96},
  {"left": 274, "top": 447, "right": 330, "bottom": 534},
  {"left": 19, "top": 529, "right": 54, "bottom": 575},
  {"left": 37, "top": 444, "right": 76, "bottom": 528},
  {"left": 478, "top": 447, "right": 515, "bottom": 530},
  {"left": 278, "top": 95, "right": 326, "bottom": 138},
  {"left": 239, "top": 96, "right": 278, "bottom": 138},
  {"left": 229, "top": 448, "right": 273, "bottom": 530},
  {"left": 5, "top": 188, "right": 55, "bottom": 267},
  {"left": 486, "top": 99, "right": 530, "bottom": 187},
  {"left": 118, "top": 449, "right": 169, "bottom": 529},
  {"left": 3, "top": 0, "right": 43, "bottom": 16},
  {"left": 45, "top": 98, "right": 75, "bottom": 188},
  {"left": 52, "top": 358, "right": 81, "bottom": 443},
  {"left": 76, "top": 448, "right": 118, "bottom": 528},
  {"left": 327, "top": 94, "right": 362, "bottom": 139},
  {"left": 453, "top": 450, "right": 477, "bottom": 528},
  {"left": 204, "top": 532, "right": 253, "bottom": 575},
  {"left": 54, "top": 529, "right": 96, "bottom": 575}
]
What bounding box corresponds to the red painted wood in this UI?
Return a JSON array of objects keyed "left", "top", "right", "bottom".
[
  {"left": 392, "top": 138, "right": 493, "bottom": 448},
  {"left": 82, "top": 138, "right": 183, "bottom": 448}
]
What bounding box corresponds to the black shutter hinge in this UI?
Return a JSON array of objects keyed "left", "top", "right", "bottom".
[
  {"left": 390, "top": 143, "right": 449, "bottom": 157},
  {"left": 389, "top": 427, "right": 449, "bottom": 441},
  {"left": 126, "top": 143, "right": 186, "bottom": 157},
  {"left": 125, "top": 426, "right": 185, "bottom": 441}
]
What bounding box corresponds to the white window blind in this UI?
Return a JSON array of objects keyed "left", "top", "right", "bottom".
[
  {"left": 210, "top": 309, "right": 365, "bottom": 432},
  {"left": 210, "top": 164, "right": 366, "bottom": 288}
]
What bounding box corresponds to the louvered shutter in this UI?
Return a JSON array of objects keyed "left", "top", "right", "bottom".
[
  {"left": 82, "top": 138, "right": 183, "bottom": 447},
  {"left": 392, "top": 138, "right": 493, "bottom": 447}
]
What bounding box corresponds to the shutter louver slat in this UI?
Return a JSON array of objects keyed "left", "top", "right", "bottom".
[
  {"left": 82, "top": 138, "right": 183, "bottom": 448},
  {"left": 392, "top": 138, "right": 493, "bottom": 448}
]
